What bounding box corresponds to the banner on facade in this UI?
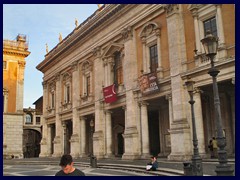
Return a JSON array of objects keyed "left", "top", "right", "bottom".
[
  {"left": 138, "top": 73, "right": 159, "bottom": 95},
  {"left": 103, "top": 84, "right": 117, "bottom": 103}
]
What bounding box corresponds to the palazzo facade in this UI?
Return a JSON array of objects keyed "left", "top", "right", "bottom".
[
  {"left": 3, "top": 34, "right": 30, "bottom": 158},
  {"left": 37, "top": 4, "right": 235, "bottom": 160}
]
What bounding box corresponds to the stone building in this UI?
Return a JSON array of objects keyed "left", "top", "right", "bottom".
[
  {"left": 23, "top": 96, "right": 43, "bottom": 158},
  {"left": 3, "top": 34, "right": 30, "bottom": 158},
  {"left": 36, "top": 4, "right": 235, "bottom": 160}
]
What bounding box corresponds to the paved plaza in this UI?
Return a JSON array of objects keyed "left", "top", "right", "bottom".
[
  {"left": 3, "top": 157, "right": 235, "bottom": 176},
  {"left": 3, "top": 164, "right": 155, "bottom": 176}
]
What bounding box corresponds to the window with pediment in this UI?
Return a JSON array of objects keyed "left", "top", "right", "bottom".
[
  {"left": 189, "top": 4, "right": 225, "bottom": 54},
  {"left": 81, "top": 61, "right": 93, "bottom": 98},
  {"left": 140, "top": 22, "right": 162, "bottom": 74},
  {"left": 62, "top": 73, "right": 72, "bottom": 104},
  {"left": 102, "top": 43, "right": 124, "bottom": 88},
  {"left": 48, "top": 83, "right": 55, "bottom": 110}
]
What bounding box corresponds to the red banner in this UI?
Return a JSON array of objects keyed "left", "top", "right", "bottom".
[{"left": 103, "top": 84, "right": 117, "bottom": 103}]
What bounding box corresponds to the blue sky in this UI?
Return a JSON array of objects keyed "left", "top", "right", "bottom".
[{"left": 3, "top": 4, "right": 99, "bottom": 108}]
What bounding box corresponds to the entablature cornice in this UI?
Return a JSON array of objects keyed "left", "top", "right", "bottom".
[
  {"left": 3, "top": 49, "right": 30, "bottom": 58},
  {"left": 37, "top": 4, "right": 129, "bottom": 72}
]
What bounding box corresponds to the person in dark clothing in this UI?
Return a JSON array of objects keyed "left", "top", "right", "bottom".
[
  {"left": 146, "top": 156, "right": 158, "bottom": 171},
  {"left": 208, "top": 139, "right": 214, "bottom": 158},
  {"left": 55, "top": 154, "right": 85, "bottom": 176}
]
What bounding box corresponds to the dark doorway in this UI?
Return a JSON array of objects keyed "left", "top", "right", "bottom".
[
  {"left": 64, "top": 120, "right": 72, "bottom": 154},
  {"left": 148, "top": 110, "right": 160, "bottom": 156},
  {"left": 23, "top": 129, "right": 42, "bottom": 158},
  {"left": 117, "top": 133, "right": 124, "bottom": 155}
]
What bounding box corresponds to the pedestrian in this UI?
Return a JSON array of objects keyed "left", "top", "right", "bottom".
[
  {"left": 146, "top": 156, "right": 158, "bottom": 171},
  {"left": 208, "top": 139, "right": 214, "bottom": 158},
  {"left": 212, "top": 137, "right": 218, "bottom": 158},
  {"left": 55, "top": 154, "right": 85, "bottom": 176}
]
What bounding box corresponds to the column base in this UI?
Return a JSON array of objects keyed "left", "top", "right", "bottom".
[
  {"left": 167, "top": 153, "right": 192, "bottom": 161},
  {"left": 122, "top": 153, "right": 140, "bottom": 160},
  {"left": 104, "top": 154, "right": 115, "bottom": 158},
  {"left": 140, "top": 153, "right": 151, "bottom": 159},
  {"left": 215, "top": 164, "right": 234, "bottom": 176}
]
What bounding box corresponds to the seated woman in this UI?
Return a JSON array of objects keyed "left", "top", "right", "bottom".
[{"left": 146, "top": 156, "right": 158, "bottom": 171}]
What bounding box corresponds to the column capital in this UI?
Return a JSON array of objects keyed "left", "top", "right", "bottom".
[
  {"left": 71, "top": 61, "right": 78, "bottom": 72},
  {"left": 165, "top": 94, "right": 172, "bottom": 101},
  {"left": 104, "top": 110, "right": 112, "bottom": 114},
  {"left": 139, "top": 100, "right": 149, "bottom": 106},
  {"left": 92, "top": 46, "right": 102, "bottom": 58},
  {"left": 163, "top": 4, "right": 180, "bottom": 16},
  {"left": 122, "top": 105, "right": 126, "bottom": 111},
  {"left": 54, "top": 73, "right": 61, "bottom": 81},
  {"left": 18, "top": 60, "right": 26, "bottom": 68},
  {"left": 79, "top": 116, "right": 87, "bottom": 121},
  {"left": 194, "top": 87, "right": 203, "bottom": 94},
  {"left": 42, "top": 81, "right": 48, "bottom": 89},
  {"left": 121, "top": 26, "right": 133, "bottom": 42}
]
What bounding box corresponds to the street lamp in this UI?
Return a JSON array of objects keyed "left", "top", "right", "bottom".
[
  {"left": 185, "top": 79, "right": 203, "bottom": 176},
  {"left": 201, "top": 31, "right": 234, "bottom": 176},
  {"left": 90, "top": 119, "right": 97, "bottom": 168}
]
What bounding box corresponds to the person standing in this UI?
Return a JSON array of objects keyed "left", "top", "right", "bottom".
[
  {"left": 55, "top": 154, "right": 85, "bottom": 176},
  {"left": 208, "top": 139, "right": 214, "bottom": 158},
  {"left": 212, "top": 137, "right": 218, "bottom": 158}
]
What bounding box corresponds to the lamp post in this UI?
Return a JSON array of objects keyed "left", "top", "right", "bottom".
[
  {"left": 90, "top": 119, "right": 97, "bottom": 168},
  {"left": 185, "top": 79, "right": 203, "bottom": 176},
  {"left": 201, "top": 31, "right": 234, "bottom": 176}
]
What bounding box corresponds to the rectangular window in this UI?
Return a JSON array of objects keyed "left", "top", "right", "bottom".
[
  {"left": 36, "top": 117, "right": 41, "bottom": 125},
  {"left": 114, "top": 51, "right": 123, "bottom": 85},
  {"left": 86, "top": 76, "right": 90, "bottom": 96},
  {"left": 51, "top": 93, "right": 54, "bottom": 108},
  {"left": 3, "top": 61, "right": 7, "bottom": 69},
  {"left": 204, "top": 17, "right": 217, "bottom": 37},
  {"left": 67, "top": 86, "right": 70, "bottom": 102},
  {"left": 149, "top": 44, "right": 158, "bottom": 73}
]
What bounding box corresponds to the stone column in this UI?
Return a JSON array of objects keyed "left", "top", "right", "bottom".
[
  {"left": 16, "top": 61, "right": 25, "bottom": 112},
  {"left": 189, "top": 5, "right": 201, "bottom": 53},
  {"left": 193, "top": 12, "right": 201, "bottom": 53},
  {"left": 105, "top": 110, "right": 113, "bottom": 157},
  {"left": 216, "top": 5, "right": 225, "bottom": 46},
  {"left": 156, "top": 29, "right": 163, "bottom": 78},
  {"left": 216, "top": 4, "right": 227, "bottom": 59},
  {"left": 62, "top": 122, "right": 67, "bottom": 154},
  {"left": 70, "top": 62, "right": 80, "bottom": 158},
  {"left": 140, "top": 101, "right": 150, "bottom": 158},
  {"left": 166, "top": 94, "right": 173, "bottom": 160},
  {"left": 121, "top": 26, "right": 140, "bottom": 159},
  {"left": 193, "top": 88, "right": 206, "bottom": 156},
  {"left": 39, "top": 81, "right": 49, "bottom": 157},
  {"left": 141, "top": 36, "right": 147, "bottom": 73},
  {"left": 47, "top": 125, "right": 52, "bottom": 156},
  {"left": 93, "top": 46, "right": 105, "bottom": 158},
  {"left": 52, "top": 73, "right": 62, "bottom": 157},
  {"left": 164, "top": 4, "right": 192, "bottom": 161},
  {"left": 80, "top": 116, "right": 87, "bottom": 157}
]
